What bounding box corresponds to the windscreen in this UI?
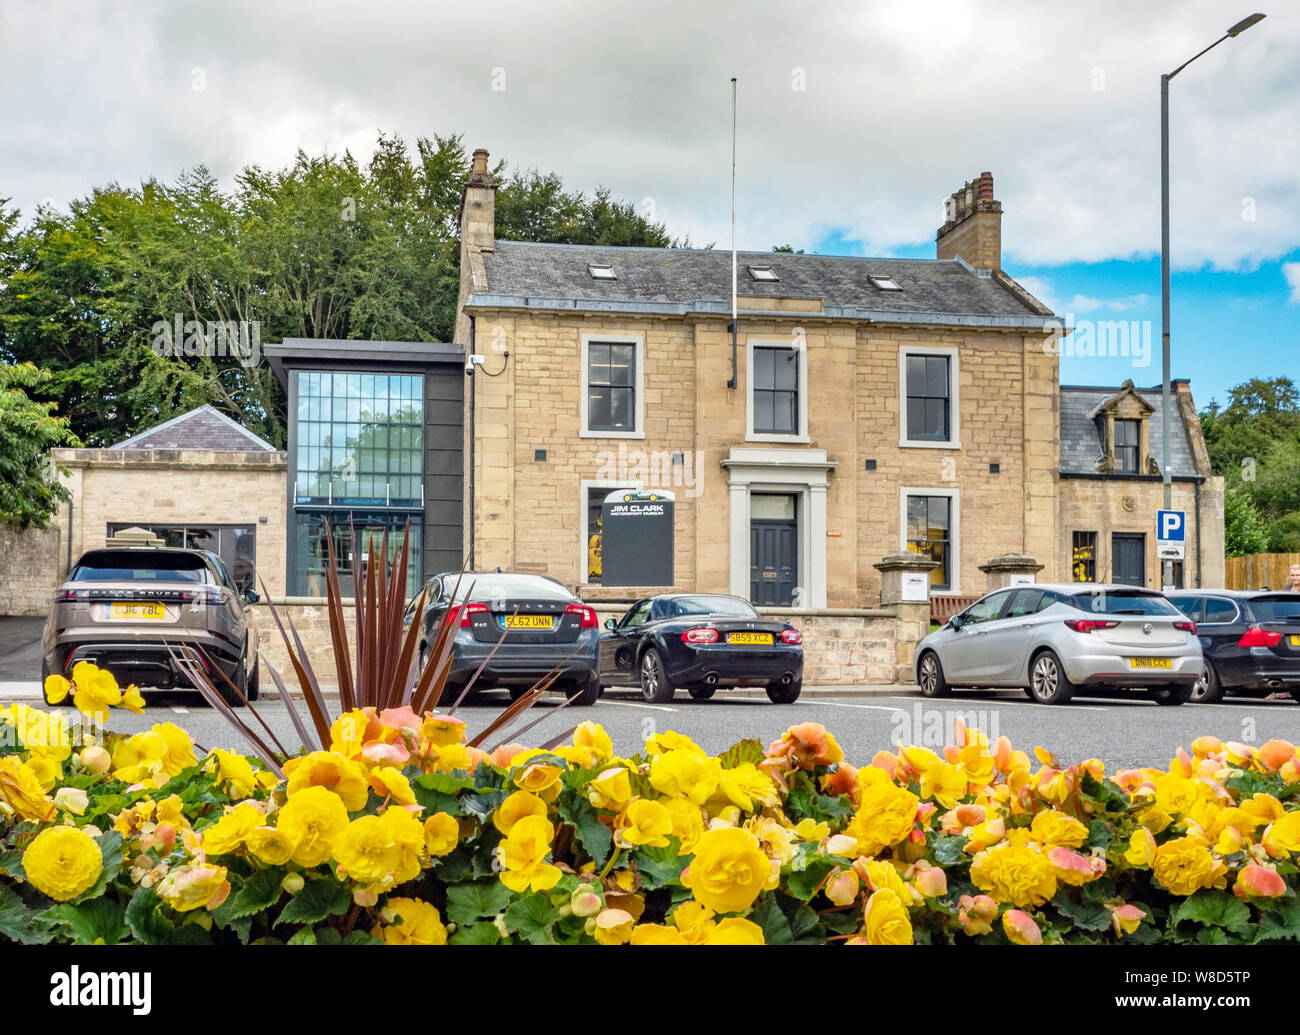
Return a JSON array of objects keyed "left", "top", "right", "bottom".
[
  {"left": 1066, "top": 588, "right": 1181, "bottom": 617},
  {"left": 669, "top": 595, "right": 759, "bottom": 618},
  {"left": 71, "top": 551, "right": 212, "bottom": 583},
  {"left": 445, "top": 574, "right": 574, "bottom": 602},
  {"left": 1249, "top": 596, "right": 1300, "bottom": 622}
]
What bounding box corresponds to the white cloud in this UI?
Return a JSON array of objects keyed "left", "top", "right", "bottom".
[
  {"left": 1, "top": 0, "right": 1296, "bottom": 272},
  {"left": 1284, "top": 262, "right": 1300, "bottom": 303}
]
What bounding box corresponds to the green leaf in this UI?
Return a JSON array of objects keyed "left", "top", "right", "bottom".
[
  {"left": 445, "top": 881, "right": 514, "bottom": 927},
  {"left": 1087, "top": 820, "right": 1112, "bottom": 851},
  {"left": 69, "top": 831, "right": 123, "bottom": 905},
  {"left": 1053, "top": 891, "right": 1112, "bottom": 933},
  {"left": 1196, "top": 926, "right": 1229, "bottom": 945},
  {"left": 1255, "top": 898, "right": 1300, "bottom": 943},
  {"left": 0, "top": 881, "right": 53, "bottom": 944},
  {"left": 557, "top": 794, "right": 612, "bottom": 868},
  {"left": 41, "top": 898, "right": 128, "bottom": 945},
  {"left": 1172, "top": 891, "right": 1251, "bottom": 934},
  {"left": 504, "top": 892, "right": 555, "bottom": 945},
  {"left": 450, "top": 921, "right": 501, "bottom": 945},
  {"left": 718, "top": 739, "right": 765, "bottom": 770},
  {"left": 287, "top": 926, "right": 317, "bottom": 945},
  {"left": 125, "top": 886, "right": 174, "bottom": 945},
  {"left": 226, "top": 868, "right": 286, "bottom": 920},
  {"left": 277, "top": 877, "right": 350, "bottom": 927},
  {"left": 934, "top": 836, "right": 969, "bottom": 866},
  {"left": 315, "top": 926, "right": 342, "bottom": 945},
  {"left": 343, "top": 929, "right": 384, "bottom": 945},
  {"left": 749, "top": 894, "right": 823, "bottom": 945},
  {"left": 785, "top": 856, "right": 836, "bottom": 902},
  {"left": 634, "top": 839, "right": 687, "bottom": 889},
  {"left": 459, "top": 790, "right": 505, "bottom": 821}
]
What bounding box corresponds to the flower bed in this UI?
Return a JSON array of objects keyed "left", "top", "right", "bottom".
[{"left": 2, "top": 664, "right": 1298, "bottom": 945}]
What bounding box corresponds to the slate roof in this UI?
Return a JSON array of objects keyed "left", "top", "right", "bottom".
[
  {"left": 473, "top": 241, "right": 1051, "bottom": 324},
  {"left": 112, "top": 405, "right": 277, "bottom": 452},
  {"left": 1059, "top": 385, "right": 1199, "bottom": 477}
]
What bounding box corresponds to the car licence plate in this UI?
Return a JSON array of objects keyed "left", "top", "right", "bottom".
[
  {"left": 1290, "top": 635, "right": 1300, "bottom": 647},
  {"left": 728, "top": 632, "right": 773, "bottom": 646},
  {"left": 1129, "top": 657, "right": 1172, "bottom": 669},
  {"left": 109, "top": 602, "right": 166, "bottom": 621},
  {"left": 500, "top": 615, "right": 554, "bottom": 630}
]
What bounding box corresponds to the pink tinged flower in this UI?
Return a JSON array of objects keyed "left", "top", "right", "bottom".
[
  {"left": 913, "top": 864, "right": 947, "bottom": 898},
  {"left": 942, "top": 744, "right": 960, "bottom": 763},
  {"left": 825, "top": 869, "right": 860, "bottom": 907},
  {"left": 1109, "top": 903, "right": 1146, "bottom": 937},
  {"left": 956, "top": 894, "right": 996, "bottom": 936},
  {"left": 1257, "top": 740, "right": 1296, "bottom": 773},
  {"left": 992, "top": 736, "right": 1012, "bottom": 772},
  {"left": 1047, "top": 846, "right": 1107, "bottom": 883},
  {"left": 915, "top": 802, "right": 937, "bottom": 824},
  {"left": 909, "top": 829, "right": 927, "bottom": 846},
  {"left": 1174, "top": 748, "right": 1194, "bottom": 777},
  {"left": 823, "top": 834, "right": 857, "bottom": 857},
  {"left": 379, "top": 706, "right": 422, "bottom": 740},
  {"left": 1234, "top": 864, "right": 1287, "bottom": 900},
  {"left": 1002, "top": 909, "right": 1042, "bottom": 945},
  {"left": 870, "top": 751, "right": 898, "bottom": 778},
  {"left": 362, "top": 740, "right": 410, "bottom": 766}
]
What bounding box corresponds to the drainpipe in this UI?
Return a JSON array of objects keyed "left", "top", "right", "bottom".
[
  {"left": 467, "top": 314, "right": 476, "bottom": 571},
  {"left": 1194, "top": 477, "right": 1202, "bottom": 588}
]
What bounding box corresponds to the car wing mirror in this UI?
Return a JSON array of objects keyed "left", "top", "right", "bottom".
[
  {"left": 949, "top": 614, "right": 965, "bottom": 629},
  {"left": 604, "top": 618, "right": 618, "bottom": 631},
  {"left": 243, "top": 589, "right": 260, "bottom": 604}
]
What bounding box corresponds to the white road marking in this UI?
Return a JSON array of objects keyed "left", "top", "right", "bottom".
[
  {"left": 170, "top": 706, "right": 189, "bottom": 715},
  {"left": 806, "top": 701, "right": 910, "bottom": 713},
  {"left": 601, "top": 700, "right": 679, "bottom": 713}
]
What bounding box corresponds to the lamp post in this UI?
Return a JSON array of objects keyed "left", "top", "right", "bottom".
[{"left": 1160, "top": 12, "right": 1264, "bottom": 589}]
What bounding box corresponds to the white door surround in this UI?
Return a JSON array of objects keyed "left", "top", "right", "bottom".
[{"left": 720, "top": 446, "right": 837, "bottom": 608}]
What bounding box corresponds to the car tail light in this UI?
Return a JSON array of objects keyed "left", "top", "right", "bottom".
[
  {"left": 56, "top": 588, "right": 92, "bottom": 603},
  {"left": 565, "top": 603, "right": 598, "bottom": 628},
  {"left": 681, "top": 627, "right": 719, "bottom": 644},
  {"left": 1173, "top": 620, "right": 1197, "bottom": 635},
  {"left": 181, "top": 590, "right": 226, "bottom": 606},
  {"left": 781, "top": 628, "right": 803, "bottom": 645},
  {"left": 1238, "top": 626, "right": 1282, "bottom": 647},
  {"left": 1064, "top": 619, "right": 1120, "bottom": 633},
  {"left": 449, "top": 603, "right": 486, "bottom": 626}
]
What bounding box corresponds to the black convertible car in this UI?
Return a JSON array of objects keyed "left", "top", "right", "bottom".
[{"left": 599, "top": 594, "right": 804, "bottom": 703}]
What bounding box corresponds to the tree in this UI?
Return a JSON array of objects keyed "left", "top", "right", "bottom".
[
  {"left": 0, "top": 363, "right": 80, "bottom": 528},
  {"left": 1223, "top": 487, "right": 1270, "bottom": 558}
]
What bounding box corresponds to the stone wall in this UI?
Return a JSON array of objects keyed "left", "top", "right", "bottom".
[
  {"left": 248, "top": 600, "right": 916, "bottom": 689},
  {"left": 0, "top": 522, "right": 64, "bottom": 614}
]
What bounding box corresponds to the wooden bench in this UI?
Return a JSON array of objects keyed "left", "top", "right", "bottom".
[{"left": 930, "top": 594, "right": 979, "bottom": 625}]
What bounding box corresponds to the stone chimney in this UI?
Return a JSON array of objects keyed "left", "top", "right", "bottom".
[
  {"left": 936, "top": 171, "right": 1002, "bottom": 270},
  {"left": 459, "top": 147, "right": 497, "bottom": 253}
]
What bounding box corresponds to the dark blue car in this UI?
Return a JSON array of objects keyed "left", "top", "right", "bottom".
[
  {"left": 599, "top": 593, "right": 804, "bottom": 703},
  {"left": 1166, "top": 590, "right": 1300, "bottom": 703},
  {"left": 407, "top": 572, "right": 601, "bottom": 705}
]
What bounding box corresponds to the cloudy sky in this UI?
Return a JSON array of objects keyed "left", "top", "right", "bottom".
[{"left": 2, "top": 0, "right": 1296, "bottom": 404}]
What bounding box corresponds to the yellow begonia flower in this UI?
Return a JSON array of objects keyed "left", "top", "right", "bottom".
[
  {"left": 920, "top": 761, "right": 968, "bottom": 809},
  {"left": 680, "top": 827, "right": 770, "bottom": 914},
  {"left": 201, "top": 801, "right": 265, "bottom": 856},
  {"left": 1152, "top": 837, "right": 1225, "bottom": 896},
  {"left": 497, "top": 815, "right": 562, "bottom": 894},
  {"left": 25, "top": 754, "right": 62, "bottom": 791},
  {"left": 618, "top": 798, "right": 673, "bottom": 848},
  {"left": 283, "top": 751, "right": 370, "bottom": 811},
  {"left": 121, "top": 685, "right": 146, "bottom": 715},
  {"left": 0, "top": 756, "right": 57, "bottom": 822},
  {"left": 793, "top": 818, "right": 830, "bottom": 842},
  {"left": 368, "top": 767, "right": 416, "bottom": 807},
  {"left": 644, "top": 730, "right": 706, "bottom": 757},
  {"left": 570, "top": 721, "right": 613, "bottom": 767},
  {"left": 1153, "top": 775, "right": 1200, "bottom": 816},
  {"left": 245, "top": 826, "right": 294, "bottom": 866},
  {"left": 4, "top": 703, "right": 72, "bottom": 762},
  {"left": 844, "top": 769, "right": 918, "bottom": 857},
  {"left": 1030, "top": 810, "right": 1090, "bottom": 848},
  {"left": 1125, "top": 828, "right": 1157, "bottom": 867},
  {"left": 494, "top": 790, "right": 549, "bottom": 836},
  {"left": 22, "top": 826, "right": 102, "bottom": 901},
  {"left": 424, "top": 812, "right": 459, "bottom": 857},
  {"left": 157, "top": 863, "right": 230, "bottom": 912},
  {"left": 629, "top": 900, "right": 765, "bottom": 945},
  {"left": 649, "top": 750, "right": 721, "bottom": 805},
  {"left": 587, "top": 766, "right": 633, "bottom": 811},
  {"left": 1262, "top": 812, "right": 1300, "bottom": 857},
  {"left": 66, "top": 661, "right": 122, "bottom": 718},
  {"left": 861, "top": 888, "right": 914, "bottom": 945},
  {"left": 662, "top": 797, "right": 704, "bottom": 855},
  {"left": 717, "top": 763, "right": 779, "bottom": 812},
  {"left": 207, "top": 748, "right": 259, "bottom": 798},
  {"left": 329, "top": 709, "right": 371, "bottom": 759},
  {"left": 334, "top": 814, "right": 402, "bottom": 886},
  {"left": 373, "top": 898, "right": 447, "bottom": 945},
  {"left": 969, "top": 843, "right": 1058, "bottom": 908},
  {"left": 276, "top": 785, "right": 351, "bottom": 867}
]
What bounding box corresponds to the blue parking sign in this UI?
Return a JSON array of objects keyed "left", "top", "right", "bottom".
[{"left": 1157, "top": 510, "right": 1185, "bottom": 542}]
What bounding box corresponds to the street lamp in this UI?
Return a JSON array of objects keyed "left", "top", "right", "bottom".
[{"left": 1160, "top": 12, "right": 1264, "bottom": 589}]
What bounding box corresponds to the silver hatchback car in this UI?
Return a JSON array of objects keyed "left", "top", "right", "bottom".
[{"left": 914, "top": 583, "right": 1203, "bottom": 705}]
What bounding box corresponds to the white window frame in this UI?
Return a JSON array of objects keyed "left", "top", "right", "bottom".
[
  {"left": 900, "top": 487, "right": 961, "bottom": 594},
  {"left": 580, "top": 333, "right": 645, "bottom": 439},
  {"left": 579, "top": 478, "right": 642, "bottom": 583},
  {"left": 899, "top": 346, "right": 961, "bottom": 449},
  {"left": 746, "top": 338, "right": 809, "bottom": 444}
]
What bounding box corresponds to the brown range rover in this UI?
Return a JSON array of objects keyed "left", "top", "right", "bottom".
[{"left": 42, "top": 546, "right": 260, "bottom": 705}]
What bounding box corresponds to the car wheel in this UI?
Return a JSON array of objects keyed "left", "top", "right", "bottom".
[
  {"left": 573, "top": 674, "right": 601, "bottom": 707},
  {"left": 639, "top": 649, "right": 676, "bottom": 703},
  {"left": 1029, "top": 650, "right": 1076, "bottom": 705},
  {"left": 439, "top": 680, "right": 465, "bottom": 708},
  {"left": 1189, "top": 661, "right": 1223, "bottom": 704},
  {"left": 507, "top": 686, "right": 529, "bottom": 702},
  {"left": 1152, "top": 683, "right": 1192, "bottom": 706},
  {"left": 219, "top": 662, "right": 248, "bottom": 708},
  {"left": 246, "top": 657, "right": 260, "bottom": 702},
  {"left": 1290, "top": 686, "right": 1300, "bottom": 705},
  {"left": 917, "top": 652, "right": 950, "bottom": 699},
  {"left": 1022, "top": 686, "right": 1037, "bottom": 700},
  {"left": 766, "top": 678, "right": 802, "bottom": 704},
  {"left": 688, "top": 685, "right": 716, "bottom": 701}
]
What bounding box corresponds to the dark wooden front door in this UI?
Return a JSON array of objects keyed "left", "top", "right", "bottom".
[
  {"left": 750, "top": 519, "right": 797, "bottom": 606},
  {"left": 1112, "top": 533, "right": 1146, "bottom": 587}
]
